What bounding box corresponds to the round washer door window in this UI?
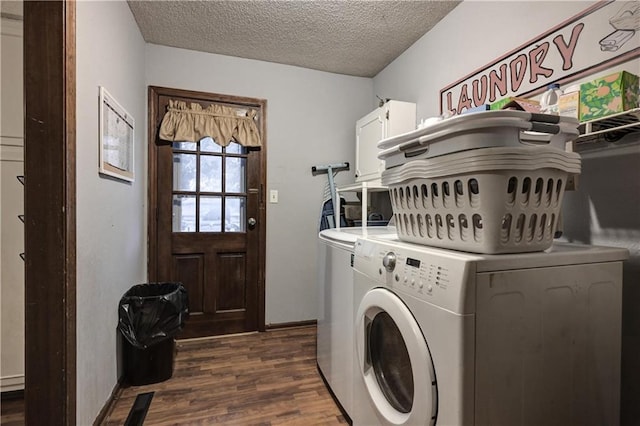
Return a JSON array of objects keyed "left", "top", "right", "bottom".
[
  {"left": 370, "top": 311, "right": 414, "bottom": 413},
  {"left": 356, "top": 288, "right": 437, "bottom": 425}
]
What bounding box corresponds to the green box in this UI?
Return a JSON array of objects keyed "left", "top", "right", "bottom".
[
  {"left": 579, "top": 71, "right": 639, "bottom": 122},
  {"left": 490, "top": 98, "right": 512, "bottom": 110},
  {"left": 490, "top": 97, "right": 540, "bottom": 112}
]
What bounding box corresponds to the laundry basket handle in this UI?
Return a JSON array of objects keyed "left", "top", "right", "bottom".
[
  {"left": 529, "top": 112, "right": 562, "bottom": 124},
  {"left": 520, "top": 121, "right": 579, "bottom": 147}
]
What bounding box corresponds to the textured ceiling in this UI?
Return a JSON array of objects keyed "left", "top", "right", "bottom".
[{"left": 128, "top": 1, "right": 460, "bottom": 78}]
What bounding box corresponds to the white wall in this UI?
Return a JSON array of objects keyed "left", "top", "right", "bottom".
[
  {"left": 76, "top": 2, "right": 146, "bottom": 424},
  {"left": 373, "top": 1, "right": 640, "bottom": 421},
  {"left": 0, "top": 15, "right": 25, "bottom": 392},
  {"left": 146, "top": 45, "right": 373, "bottom": 324}
]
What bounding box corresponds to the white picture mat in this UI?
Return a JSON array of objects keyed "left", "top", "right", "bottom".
[{"left": 99, "top": 86, "right": 134, "bottom": 182}]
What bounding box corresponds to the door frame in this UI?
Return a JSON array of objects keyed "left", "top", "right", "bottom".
[
  {"left": 147, "top": 85, "right": 267, "bottom": 332},
  {"left": 23, "top": 1, "right": 77, "bottom": 424}
]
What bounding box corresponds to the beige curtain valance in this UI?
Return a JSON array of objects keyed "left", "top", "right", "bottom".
[{"left": 159, "top": 100, "right": 261, "bottom": 147}]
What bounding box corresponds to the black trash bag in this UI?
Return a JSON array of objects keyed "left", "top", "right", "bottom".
[{"left": 118, "top": 282, "right": 189, "bottom": 349}]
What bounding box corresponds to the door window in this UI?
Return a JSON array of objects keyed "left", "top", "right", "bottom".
[
  {"left": 172, "top": 137, "right": 247, "bottom": 233},
  {"left": 369, "top": 311, "right": 414, "bottom": 413}
]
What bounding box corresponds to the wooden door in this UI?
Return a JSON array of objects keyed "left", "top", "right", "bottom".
[{"left": 148, "top": 86, "right": 266, "bottom": 338}]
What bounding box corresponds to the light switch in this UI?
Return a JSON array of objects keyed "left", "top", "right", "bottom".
[{"left": 269, "top": 190, "right": 278, "bottom": 203}]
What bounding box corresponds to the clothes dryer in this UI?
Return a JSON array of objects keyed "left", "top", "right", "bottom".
[
  {"left": 352, "top": 236, "right": 627, "bottom": 425},
  {"left": 317, "top": 227, "right": 396, "bottom": 419}
]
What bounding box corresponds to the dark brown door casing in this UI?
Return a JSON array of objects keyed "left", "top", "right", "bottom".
[
  {"left": 148, "top": 86, "right": 266, "bottom": 338},
  {"left": 24, "top": 1, "right": 77, "bottom": 424}
]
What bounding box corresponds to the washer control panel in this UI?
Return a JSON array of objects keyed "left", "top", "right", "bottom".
[{"left": 355, "top": 239, "right": 476, "bottom": 314}]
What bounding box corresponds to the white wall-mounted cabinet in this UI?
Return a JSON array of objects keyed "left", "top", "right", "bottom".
[{"left": 355, "top": 100, "right": 416, "bottom": 183}]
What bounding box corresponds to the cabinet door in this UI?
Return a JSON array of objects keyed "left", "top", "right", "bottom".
[
  {"left": 386, "top": 101, "right": 417, "bottom": 137},
  {"left": 355, "top": 101, "right": 416, "bottom": 183},
  {"left": 355, "top": 107, "right": 385, "bottom": 183}
]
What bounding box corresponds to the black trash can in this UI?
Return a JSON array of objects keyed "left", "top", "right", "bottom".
[{"left": 118, "top": 282, "right": 189, "bottom": 386}]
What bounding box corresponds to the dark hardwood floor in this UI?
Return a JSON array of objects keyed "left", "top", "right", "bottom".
[
  {"left": 103, "top": 325, "right": 347, "bottom": 425},
  {"left": 1, "top": 326, "right": 344, "bottom": 425},
  {"left": 0, "top": 396, "right": 24, "bottom": 426}
]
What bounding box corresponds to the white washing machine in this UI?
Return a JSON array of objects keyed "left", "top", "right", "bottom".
[
  {"left": 352, "top": 236, "right": 628, "bottom": 425},
  {"left": 317, "top": 227, "right": 396, "bottom": 419}
]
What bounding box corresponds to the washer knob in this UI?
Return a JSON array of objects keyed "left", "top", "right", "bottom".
[{"left": 382, "top": 252, "right": 396, "bottom": 272}]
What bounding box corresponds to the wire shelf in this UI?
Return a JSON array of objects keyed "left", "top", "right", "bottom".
[{"left": 576, "top": 108, "right": 640, "bottom": 145}]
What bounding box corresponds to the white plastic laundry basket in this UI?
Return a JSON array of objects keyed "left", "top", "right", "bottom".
[
  {"left": 378, "top": 110, "right": 579, "bottom": 170},
  {"left": 382, "top": 147, "right": 581, "bottom": 254}
]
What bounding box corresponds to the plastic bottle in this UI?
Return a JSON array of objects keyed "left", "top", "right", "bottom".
[{"left": 540, "top": 83, "right": 563, "bottom": 115}]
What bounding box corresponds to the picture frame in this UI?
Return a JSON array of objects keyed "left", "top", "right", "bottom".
[{"left": 99, "top": 86, "right": 134, "bottom": 182}]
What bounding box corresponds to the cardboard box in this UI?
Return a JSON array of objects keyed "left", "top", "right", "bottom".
[
  {"left": 558, "top": 91, "right": 580, "bottom": 119},
  {"left": 491, "top": 97, "right": 541, "bottom": 112},
  {"left": 579, "top": 71, "right": 639, "bottom": 122},
  {"left": 344, "top": 204, "right": 362, "bottom": 220}
]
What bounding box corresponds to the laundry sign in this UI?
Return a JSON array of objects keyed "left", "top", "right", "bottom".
[{"left": 440, "top": 0, "right": 640, "bottom": 115}]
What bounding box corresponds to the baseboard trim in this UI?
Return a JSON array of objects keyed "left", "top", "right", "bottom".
[
  {"left": 93, "top": 380, "right": 123, "bottom": 426},
  {"left": 265, "top": 319, "right": 317, "bottom": 330},
  {"left": 1, "top": 374, "right": 25, "bottom": 392}
]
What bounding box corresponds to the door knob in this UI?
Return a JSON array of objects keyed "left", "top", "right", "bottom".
[{"left": 248, "top": 217, "right": 257, "bottom": 227}]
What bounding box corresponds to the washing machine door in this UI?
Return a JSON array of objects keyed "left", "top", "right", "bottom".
[{"left": 356, "top": 288, "right": 437, "bottom": 425}]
